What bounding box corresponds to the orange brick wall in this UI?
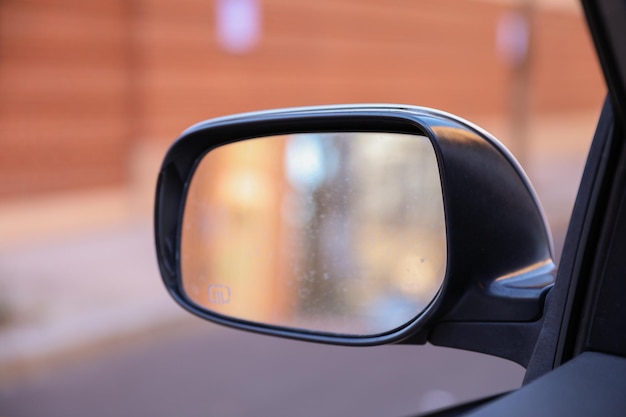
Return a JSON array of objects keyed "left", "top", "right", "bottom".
[
  {"left": 138, "top": 0, "right": 512, "bottom": 139},
  {"left": 0, "top": 0, "right": 133, "bottom": 198},
  {"left": 0, "top": 0, "right": 605, "bottom": 198},
  {"left": 532, "top": 8, "right": 604, "bottom": 112}
]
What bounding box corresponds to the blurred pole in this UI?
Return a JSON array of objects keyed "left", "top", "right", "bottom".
[{"left": 496, "top": 1, "right": 534, "bottom": 166}]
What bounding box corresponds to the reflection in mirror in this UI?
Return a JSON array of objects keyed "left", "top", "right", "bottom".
[{"left": 181, "top": 132, "right": 446, "bottom": 336}]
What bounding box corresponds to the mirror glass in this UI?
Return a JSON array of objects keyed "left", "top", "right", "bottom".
[{"left": 181, "top": 132, "right": 446, "bottom": 336}]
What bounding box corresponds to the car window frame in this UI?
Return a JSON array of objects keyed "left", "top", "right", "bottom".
[{"left": 521, "top": 0, "right": 626, "bottom": 382}]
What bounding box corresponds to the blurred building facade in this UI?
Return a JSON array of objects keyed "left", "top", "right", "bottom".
[{"left": 0, "top": 0, "right": 604, "bottom": 199}]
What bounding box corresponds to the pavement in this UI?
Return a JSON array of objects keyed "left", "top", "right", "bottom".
[
  {"left": 0, "top": 324, "right": 524, "bottom": 417},
  {"left": 0, "top": 110, "right": 600, "bottom": 380},
  {"left": 0, "top": 220, "right": 190, "bottom": 378}
]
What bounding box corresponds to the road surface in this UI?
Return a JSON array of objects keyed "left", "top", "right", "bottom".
[{"left": 0, "top": 318, "right": 523, "bottom": 417}]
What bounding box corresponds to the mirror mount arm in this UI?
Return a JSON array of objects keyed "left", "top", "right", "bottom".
[
  {"left": 424, "top": 290, "right": 553, "bottom": 367},
  {"left": 399, "top": 268, "right": 553, "bottom": 367},
  {"left": 427, "top": 320, "right": 545, "bottom": 367}
]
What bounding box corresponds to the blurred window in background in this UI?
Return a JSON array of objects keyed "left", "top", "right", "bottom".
[{"left": 216, "top": 0, "right": 261, "bottom": 54}]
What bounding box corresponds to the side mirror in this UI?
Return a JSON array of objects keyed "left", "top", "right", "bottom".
[{"left": 155, "top": 105, "right": 554, "bottom": 365}]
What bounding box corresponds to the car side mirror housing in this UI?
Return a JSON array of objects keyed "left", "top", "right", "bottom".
[{"left": 155, "top": 105, "right": 554, "bottom": 366}]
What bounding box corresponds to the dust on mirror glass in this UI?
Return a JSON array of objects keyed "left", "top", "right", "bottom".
[{"left": 181, "top": 132, "right": 446, "bottom": 336}]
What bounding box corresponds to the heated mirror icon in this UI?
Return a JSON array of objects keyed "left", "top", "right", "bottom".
[{"left": 208, "top": 285, "right": 231, "bottom": 304}]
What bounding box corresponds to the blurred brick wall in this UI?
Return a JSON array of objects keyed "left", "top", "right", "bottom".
[
  {"left": 0, "top": 0, "right": 133, "bottom": 198},
  {"left": 0, "top": 0, "right": 604, "bottom": 198},
  {"left": 140, "top": 0, "right": 504, "bottom": 139},
  {"left": 533, "top": 7, "right": 603, "bottom": 112}
]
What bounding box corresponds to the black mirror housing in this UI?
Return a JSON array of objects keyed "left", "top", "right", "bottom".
[{"left": 155, "top": 104, "right": 554, "bottom": 365}]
